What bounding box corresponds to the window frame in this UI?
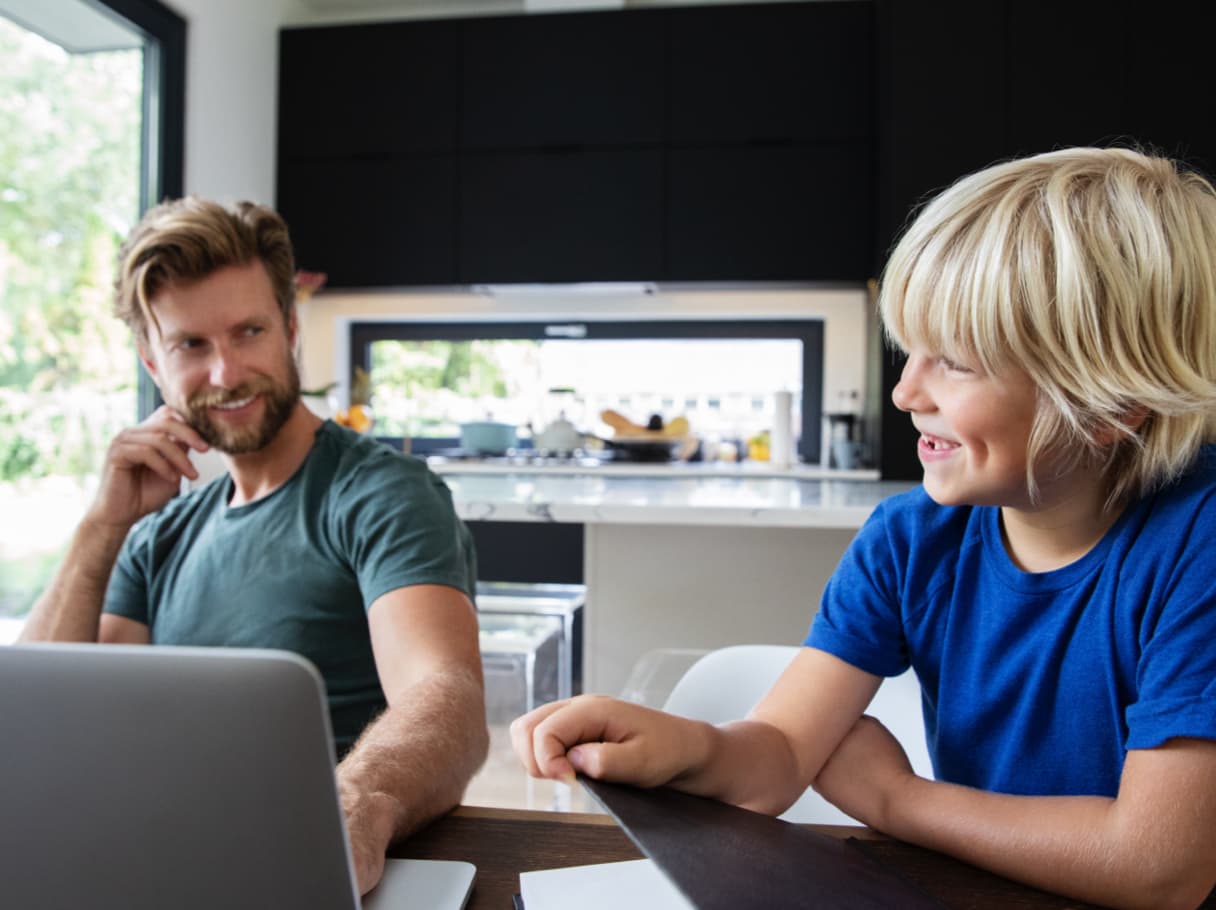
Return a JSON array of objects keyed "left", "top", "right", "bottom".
[
  {"left": 349, "top": 318, "right": 824, "bottom": 459},
  {"left": 94, "top": 0, "right": 186, "bottom": 418}
]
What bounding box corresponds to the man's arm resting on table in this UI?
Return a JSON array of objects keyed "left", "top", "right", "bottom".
[
  {"left": 815, "top": 717, "right": 1216, "bottom": 910},
  {"left": 20, "top": 517, "right": 150, "bottom": 645},
  {"left": 338, "top": 583, "right": 489, "bottom": 895}
]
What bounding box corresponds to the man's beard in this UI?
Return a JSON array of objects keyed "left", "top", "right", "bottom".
[{"left": 184, "top": 360, "right": 301, "bottom": 455}]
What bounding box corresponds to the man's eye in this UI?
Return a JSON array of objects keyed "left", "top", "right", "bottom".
[{"left": 177, "top": 338, "right": 202, "bottom": 352}]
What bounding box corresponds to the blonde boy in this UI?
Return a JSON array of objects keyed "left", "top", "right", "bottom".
[{"left": 513, "top": 148, "right": 1216, "bottom": 910}]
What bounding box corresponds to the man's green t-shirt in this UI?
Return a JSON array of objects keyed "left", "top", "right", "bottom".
[{"left": 103, "top": 420, "right": 477, "bottom": 756}]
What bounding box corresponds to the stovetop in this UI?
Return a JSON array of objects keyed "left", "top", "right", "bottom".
[{"left": 427, "top": 447, "right": 618, "bottom": 466}]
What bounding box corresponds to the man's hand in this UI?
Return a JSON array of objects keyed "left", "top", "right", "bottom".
[
  {"left": 812, "top": 714, "right": 916, "bottom": 828},
  {"left": 88, "top": 405, "right": 210, "bottom": 530},
  {"left": 339, "top": 780, "right": 398, "bottom": 895},
  {"left": 19, "top": 406, "right": 202, "bottom": 644},
  {"left": 335, "top": 586, "right": 489, "bottom": 895},
  {"left": 510, "top": 694, "right": 712, "bottom": 789}
]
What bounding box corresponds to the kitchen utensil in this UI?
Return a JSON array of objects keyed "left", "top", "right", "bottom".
[
  {"left": 601, "top": 435, "right": 683, "bottom": 462},
  {"left": 534, "top": 417, "right": 584, "bottom": 455},
  {"left": 460, "top": 421, "right": 518, "bottom": 455}
]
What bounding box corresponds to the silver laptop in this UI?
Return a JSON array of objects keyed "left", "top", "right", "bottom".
[{"left": 0, "top": 643, "right": 474, "bottom": 910}]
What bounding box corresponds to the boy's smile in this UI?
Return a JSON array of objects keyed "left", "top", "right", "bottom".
[{"left": 894, "top": 351, "right": 1044, "bottom": 510}]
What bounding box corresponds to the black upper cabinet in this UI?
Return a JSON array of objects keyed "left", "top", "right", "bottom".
[
  {"left": 276, "top": 2, "right": 875, "bottom": 287},
  {"left": 461, "top": 10, "right": 665, "bottom": 149},
  {"left": 278, "top": 156, "right": 458, "bottom": 287},
  {"left": 667, "top": 144, "right": 871, "bottom": 281},
  {"left": 669, "top": 2, "right": 873, "bottom": 145},
  {"left": 875, "top": 0, "right": 1007, "bottom": 269},
  {"left": 460, "top": 149, "right": 663, "bottom": 283},
  {"left": 1004, "top": 0, "right": 1131, "bottom": 157},
  {"left": 279, "top": 20, "right": 460, "bottom": 159},
  {"left": 1123, "top": 8, "right": 1216, "bottom": 178}
]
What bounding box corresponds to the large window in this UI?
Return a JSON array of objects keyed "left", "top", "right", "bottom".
[
  {"left": 0, "top": 0, "right": 183, "bottom": 638},
  {"left": 350, "top": 319, "right": 824, "bottom": 459}
]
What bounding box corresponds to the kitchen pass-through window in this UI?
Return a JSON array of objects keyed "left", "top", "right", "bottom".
[{"left": 348, "top": 319, "right": 823, "bottom": 460}]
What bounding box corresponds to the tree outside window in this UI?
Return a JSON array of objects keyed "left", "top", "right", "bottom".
[{"left": 0, "top": 16, "right": 142, "bottom": 623}]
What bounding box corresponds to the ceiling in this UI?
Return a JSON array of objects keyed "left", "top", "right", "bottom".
[
  {"left": 293, "top": 0, "right": 806, "bottom": 14},
  {"left": 0, "top": 0, "right": 141, "bottom": 53}
]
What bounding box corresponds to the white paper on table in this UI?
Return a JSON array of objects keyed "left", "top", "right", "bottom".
[{"left": 519, "top": 858, "right": 694, "bottom": 910}]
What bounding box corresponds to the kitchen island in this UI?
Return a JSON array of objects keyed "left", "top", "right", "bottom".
[{"left": 431, "top": 463, "right": 915, "bottom": 695}]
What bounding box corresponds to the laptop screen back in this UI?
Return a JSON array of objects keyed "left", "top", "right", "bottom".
[{"left": 0, "top": 643, "right": 361, "bottom": 910}]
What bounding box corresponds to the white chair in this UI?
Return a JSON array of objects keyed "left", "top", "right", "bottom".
[{"left": 660, "top": 644, "right": 933, "bottom": 824}]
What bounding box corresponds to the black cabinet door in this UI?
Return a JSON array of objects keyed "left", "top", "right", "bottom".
[
  {"left": 875, "top": 0, "right": 1009, "bottom": 480},
  {"left": 666, "top": 144, "right": 872, "bottom": 281},
  {"left": 1004, "top": 0, "right": 1131, "bottom": 157},
  {"left": 875, "top": 0, "right": 1008, "bottom": 268},
  {"left": 669, "top": 1, "right": 873, "bottom": 145},
  {"left": 278, "top": 20, "right": 460, "bottom": 159},
  {"left": 1123, "top": 4, "right": 1216, "bottom": 178},
  {"left": 461, "top": 10, "right": 665, "bottom": 150},
  {"left": 278, "top": 156, "right": 458, "bottom": 287},
  {"left": 460, "top": 148, "right": 663, "bottom": 283}
]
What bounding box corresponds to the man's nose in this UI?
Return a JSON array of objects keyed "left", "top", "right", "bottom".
[
  {"left": 208, "top": 345, "right": 244, "bottom": 389},
  {"left": 891, "top": 354, "right": 931, "bottom": 413}
]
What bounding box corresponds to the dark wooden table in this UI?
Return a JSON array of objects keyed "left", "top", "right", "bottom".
[{"left": 394, "top": 805, "right": 1182, "bottom": 910}]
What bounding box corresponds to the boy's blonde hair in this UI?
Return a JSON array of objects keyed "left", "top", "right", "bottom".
[
  {"left": 114, "top": 197, "right": 296, "bottom": 343},
  {"left": 880, "top": 147, "right": 1216, "bottom": 507}
]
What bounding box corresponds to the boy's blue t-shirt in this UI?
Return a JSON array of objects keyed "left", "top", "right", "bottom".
[{"left": 807, "top": 447, "right": 1216, "bottom": 797}]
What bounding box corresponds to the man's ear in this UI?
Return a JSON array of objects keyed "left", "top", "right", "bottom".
[{"left": 138, "top": 341, "right": 161, "bottom": 387}]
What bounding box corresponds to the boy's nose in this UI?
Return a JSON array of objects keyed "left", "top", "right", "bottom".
[{"left": 891, "top": 354, "right": 932, "bottom": 413}]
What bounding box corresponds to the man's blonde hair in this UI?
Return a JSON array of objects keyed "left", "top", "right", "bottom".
[
  {"left": 114, "top": 197, "right": 296, "bottom": 342},
  {"left": 880, "top": 147, "right": 1216, "bottom": 506}
]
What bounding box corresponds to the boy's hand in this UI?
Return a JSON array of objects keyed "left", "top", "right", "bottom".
[
  {"left": 510, "top": 694, "right": 710, "bottom": 789},
  {"left": 813, "top": 714, "right": 916, "bottom": 828}
]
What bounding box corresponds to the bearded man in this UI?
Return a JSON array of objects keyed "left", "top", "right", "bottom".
[{"left": 21, "top": 198, "right": 488, "bottom": 896}]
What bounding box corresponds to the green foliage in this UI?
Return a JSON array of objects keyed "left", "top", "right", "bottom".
[
  {"left": 0, "top": 18, "right": 142, "bottom": 480},
  {"left": 371, "top": 340, "right": 522, "bottom": 399},
  {"left": 368, "top": 340, "right": 530, "bottom": 436}
]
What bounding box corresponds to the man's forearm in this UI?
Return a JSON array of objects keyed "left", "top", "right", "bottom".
[
  {"left": 338, "top": 665, "right": 489, "bottom": 844},
  {"left": 20, "top": 517, "right": 129, "bottom": 642}
]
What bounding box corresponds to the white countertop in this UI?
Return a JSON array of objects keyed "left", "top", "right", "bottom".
[
  {"left": 435, "top": 467, "right": 916, "bottom": 529},
  {"left": 427, "top": 456, "right": 880, "bottom": 482}
]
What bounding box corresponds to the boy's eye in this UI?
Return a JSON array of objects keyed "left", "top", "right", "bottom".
[{"left": 939, "top": 356, "right": 974, "bottom": 374}]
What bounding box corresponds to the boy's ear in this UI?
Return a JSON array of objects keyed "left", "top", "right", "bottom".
[{"left": 1094, "top": 407, "right": 1149, "bottom": 446}]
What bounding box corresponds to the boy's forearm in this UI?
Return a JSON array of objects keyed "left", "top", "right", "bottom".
[
  {"left": 888, "top": 777, "right": 1211, "bottom": 910},
  {"left": 672, "top": 718, "right": 810, "bottom": 816},
  {"left": 20, "top": 517, "right": 129, "bottom": 642}
]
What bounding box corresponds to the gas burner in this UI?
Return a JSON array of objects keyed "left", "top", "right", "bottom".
[{"left": 484, "top": 450, "right": 610, "bottom": 467}]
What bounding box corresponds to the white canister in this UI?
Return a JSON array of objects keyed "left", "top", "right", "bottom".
[{"left": 770, "top": 390, "right": 794, "bottom": 468}]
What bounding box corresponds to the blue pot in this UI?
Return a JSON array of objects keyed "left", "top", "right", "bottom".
[{"left": 459, "top": 421, "right": 518, "bottom": 455}]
